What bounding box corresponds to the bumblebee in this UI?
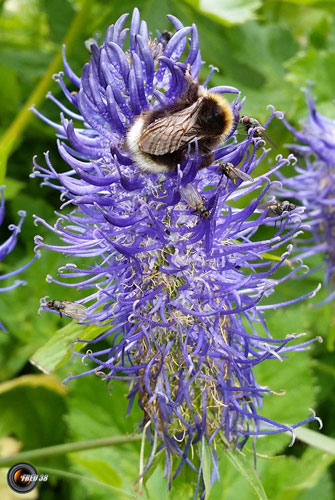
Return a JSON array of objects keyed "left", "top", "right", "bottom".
[{"left": 126, "top": 73, "right": 234, "bottom": 173}]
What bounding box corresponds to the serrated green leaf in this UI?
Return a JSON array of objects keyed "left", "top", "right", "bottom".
[
  {"left": 213, "top": 310, "right": 322, "bottom": 471},
  {"left": 261, "top": 448, "right": 334, "bottom": 500},
  {"left": 249, "top": 315, "right": 318, "bottom": 456}
]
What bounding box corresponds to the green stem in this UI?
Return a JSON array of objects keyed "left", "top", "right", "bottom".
[
  {"left": 0, "top": 434, "right": 142, "bottom": 467},
  {"left": 0, "top": 0, "right": 91, "bottom": 184},
  {"left": 38, "top": 467, "right": 135, "bottom": 498}
]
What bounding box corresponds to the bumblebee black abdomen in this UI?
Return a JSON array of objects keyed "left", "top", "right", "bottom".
[{"left": 146, "top": 149, "right": 186, "bottom": 171}]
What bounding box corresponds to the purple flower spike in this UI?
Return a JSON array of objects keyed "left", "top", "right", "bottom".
[
  {"left": 0, "top": 187, "right": 39, "bottom": 330},
  {"left": 277, "top": 85, "right": 335, "bottom": 303},
  {"left": 32, "top": 9, "right": 321, "bottom": 496}
]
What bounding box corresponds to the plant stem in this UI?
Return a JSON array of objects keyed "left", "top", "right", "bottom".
[
  {"left": 0, "top": 434, "right": 142, "bottom": 467},
  {"left": 0, "top": 0, "right": 91, "bottom": 184}
]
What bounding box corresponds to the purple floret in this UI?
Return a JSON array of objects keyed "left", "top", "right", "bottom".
[{"left": 276, "top": 85, "right": 335, "bottom": 303}]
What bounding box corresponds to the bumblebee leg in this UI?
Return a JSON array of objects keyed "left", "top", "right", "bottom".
[
  {"left": 181, "top": 65, "right": 200, "bottom": 105},
  {"left": 197, "top": 139, "right": 217, "bottom": 169},
  {"left": 183, "top": 80, "right": 199, "bottom": 106}
]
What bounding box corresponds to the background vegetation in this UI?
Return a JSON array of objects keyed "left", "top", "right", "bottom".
[{"left": 0, "top": 0, "right": 334, "bottom": 498}]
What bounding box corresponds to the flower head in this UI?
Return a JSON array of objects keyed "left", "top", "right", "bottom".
[
  {"left": 276, "top": 85, "right": 335, "bottom": 303},
  {"left": 31, "top": 9, "right": 321, "bottom": 495}
]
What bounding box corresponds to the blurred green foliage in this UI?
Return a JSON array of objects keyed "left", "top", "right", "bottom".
[{"left": 0, "top": 0, "right": 334, "bottom": 498}]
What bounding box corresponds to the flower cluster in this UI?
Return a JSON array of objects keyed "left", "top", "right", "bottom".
[
  {"left": 276, "top": 86, "right": 335, "bottom": 304},
  {"left": 31, "top": 9, "right": 321, "bottom": 494},
  {"left": 0, "top": 187, "right": 38, "bottom": 330}
]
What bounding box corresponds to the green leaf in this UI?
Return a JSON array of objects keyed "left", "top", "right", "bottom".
[
  {"left": 64, "top": 377, "right": 144, "bottom": 499},
  {"left": 284, "top": 48, "right": 335, "bottom": 119},
  {"left": 252, "top": 343, "right": 318, "bottom": 456},
  {"left": 309, "top": 16, "right": 333, "bottom": 49},
  {"left": 224, "top": 448, "right": 268, "bottom": 500},
  {"left": 195, "top": 0, "right": 262, "bottom": 25},
  {"left": 201, "top": 441, "right": 213, "bottom": 500},
  {"left": 296, "top": 471, "right": 334, "bottom": 500},
  {"left": 282, "top": 0, "right": 335, "bottom": 4},
  {"left": 2, "top": 177, "right": 25, "bottom": 199},
  {"left": 66, "top": 377, "right": 142, "bottom": 442},
  {"left": 70, "top": 456, "right": 123, "bottom": 487},
  {"left": 142, "top": 448, "right": 165, "bottom": 485},
  {"left": 30, "top": 321, "right": 110, "bottom": 374},
  {"left": 41, "top": 0, "right": 75, "bottom": 43},
  {"left": 0, "top": 384, "right": 67, "bottom": 451},
  {"left": 260, "top": 448, "right": 334, "bottom": 500}
]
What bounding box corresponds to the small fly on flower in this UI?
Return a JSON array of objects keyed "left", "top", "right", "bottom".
[
  {"left": 180, "top": 183, "right": 210, "bottom": 218},
  {"left": 219, "top": 161, "right": 253, "bottom": 185},
  {"left": 259, "top": 200, "right": 296, "bottom": 218},
  {"left": 46, "top": 300, "right": 87, "bottom": 321},
  {"left": 239, "top": 115, "right": 277, "bottom": 148},
  {"left": 127, "top": 72, "right": 234, "bottom": 173}
]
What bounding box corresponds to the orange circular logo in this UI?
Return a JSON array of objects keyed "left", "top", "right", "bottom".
[{"left": 7, "top": 463, "right": 38, "bottom": 494}]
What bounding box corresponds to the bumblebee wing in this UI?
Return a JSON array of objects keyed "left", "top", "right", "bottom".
[
  {"left": 62, "top": 302, "right": 87, "bottom": 321},
  {"left": 180, "top": 184, "right": 203, "bottom": 209},
  {"left": 139, "top": 99, "right": 204, "bottom": 155}
]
